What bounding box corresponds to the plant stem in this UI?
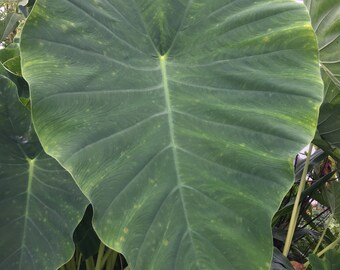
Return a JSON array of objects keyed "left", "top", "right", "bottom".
[
  {"left": 316, "top": 237, "right": 340, "bottom": 257},
  {"left": 105, "top": 253, "right": 112, "bottom": 270},
  {"left": 313, "top": 214, "right": 333, "bottom": 254},
  {"left": 85, "top": 256, "right": 95, "bottom": 270},
  {"left": 66, "top": 255, "right": 77, "bottom": 270},
  {"left": 101, "top": 249, "right": 117, "bottom": 269},
  {"left": 77, "top": 253, "right": 82, "bottom": 270},
  {"left": 106, "top": 250, "right": 118, "bottom": 270},
  {"left": 304, "top": 237, "right": 340, "bottom": 268},
  {"left": 95, "top": 242, "right": 106, "bottom": 270},
  {"left": 283, "top": 144, "right": 313, "bottom": 257}
]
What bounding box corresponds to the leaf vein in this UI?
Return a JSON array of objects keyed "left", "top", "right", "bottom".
[
  {"left": 67, "top": 0, "right": 148, "bottom": 55},
  {"left": 65, "top": 111, "right": 167, "bottom": 163}
]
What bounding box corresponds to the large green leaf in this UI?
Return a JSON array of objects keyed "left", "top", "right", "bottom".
[
  {"left": 21, "top": 1, "right": 323, "bottom": 269},
  {"left": 305, "top": 0, "right": 340, "bottom": 148},
  {"left": 0, "top": 65, "right": 88, "bottom": 269}
]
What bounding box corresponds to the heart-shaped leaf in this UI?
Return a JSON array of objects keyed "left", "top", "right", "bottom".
[
  {"left": 0, "top": 65, "right": 88, "bottom": 270},
  {"left": 21, "top": 1, "right": 323, "bottom": 269}
]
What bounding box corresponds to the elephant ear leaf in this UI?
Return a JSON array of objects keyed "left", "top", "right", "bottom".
[
  {"left": 21, "top": 0, "right": 323, "bottom": 269},
  {"left": 0, "top": 64, "right": 88, "bottom": 270}
]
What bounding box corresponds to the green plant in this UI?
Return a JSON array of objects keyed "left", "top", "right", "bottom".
[
  {"left": 271, "top": 0, "right": 340, "bottom": 268},
  {"left": 0, "top": 63, "right": 88, "bottom": 269},
  {"left": 1, "top": 0, "right": 340, "bottom": 269}
]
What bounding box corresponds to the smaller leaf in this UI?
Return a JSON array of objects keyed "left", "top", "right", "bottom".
[
  {"left": 0, "top": 64, "right": 89, "bottom": 270},
  {"left": 271, "top": 247, "right": 294, "bottom": 270},
  {"left": 273, "top": 227, "right": 319, "bottom": 243},
  {"left": 317, "top": 75, "right": 340, "bottom": 149},
  {"left": 3, "top": 55, "right": 21, "bottom": 76},
  {"left": 303, "top": 173, "right": 335, "bottom": 201},
  {"left": 307, "top": 0, "right": 340, "bottom": 150},
  {"left": 0, "top": 13, "right": 23, "bottom": 42},
  {"left": 273, "top": 172, "right": 335, "bottom": 225},
  {"left": 0, "top": 44, "right": 29, "bottom": 97},
  {"left": 295, "top": 148, "right": 328, "bottom": 181},
  {"left": 323, "top": 181, "right": 340, "bottom": 222},
  {"left": 309, "top": 250, "right": 340, "bottom": 270},
  {"left": 0, "top": 43, "right": 20, "bottom": 63},
  {"left": 312, "top": 132, "right": 340, "bottom": 161}
]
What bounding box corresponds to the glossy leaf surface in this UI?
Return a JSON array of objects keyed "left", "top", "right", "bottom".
[
  {"left": 21, "top": 1, "right": 323, "bottom": 269},
  {"left": 0, "top": 65, "right": 88, "bottom": 269}
]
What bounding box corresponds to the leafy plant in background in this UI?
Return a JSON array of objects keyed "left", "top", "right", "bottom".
[
  {"left": 271, "top": 148, "right": 340, "bottom": 270},
  {"left": 0, "top": 1, "right": 339, "bottom": 270},
  {"left": 0, "top": 0, "right": 32, "bottom": 45},
  {"left": 271, "top": 0, "right": 340, "bottom": 269}
]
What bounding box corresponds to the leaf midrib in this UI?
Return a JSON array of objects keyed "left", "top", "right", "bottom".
[
  {"left": 19, "top": 158, "right": 35, "bottom": 269},
  {"left": 159, "top": 55, "right": 200, "bottom": 268}
]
